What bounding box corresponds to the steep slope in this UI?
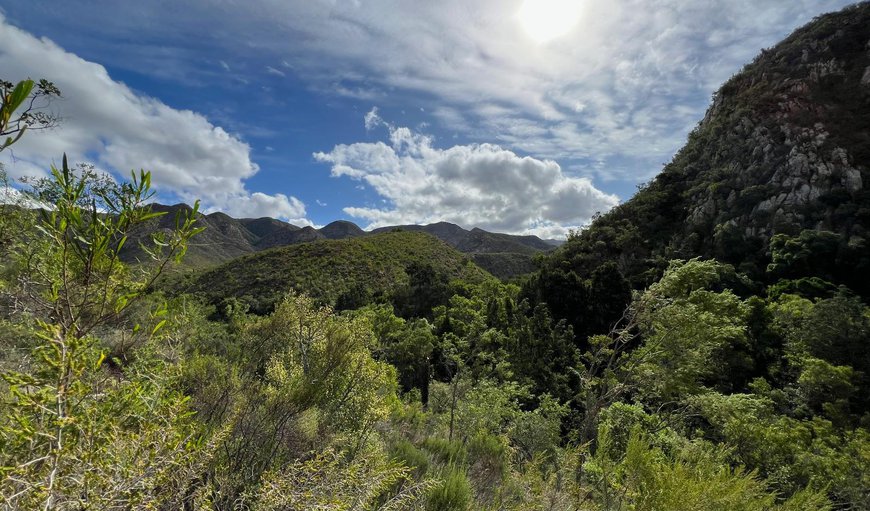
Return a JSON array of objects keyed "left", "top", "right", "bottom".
[
  {"left": 540, "top": 4, "right": 870, "bottom": 290},
  {"left": 182, "top": 230, "right": 492, "bottom": 313},
  {"left": 238, "top": 217, "right": 305, "bottom": 249},
  {"left": 238, "top": 217, "right": 300, "bottom": 238},
  {"left": 371, "top": 222, "right": 553, "bottom": 254},
  {"left": 124, "top": 205, "right": 551, "bottom": 277},
  {"left": 523, "top": 3, "right": 870, "bottom": 339},
  {"left": 122, "top": 205, "right": 316, "bottom": 265},
  {"left": 371, "top": 222, "right": 470, "bottom": 246},
  {"left": 470, "top": 252, "right": 538, "bottom": 280},
  {"left": 456, "top": 228, "right": 552, "bottom": 254}
]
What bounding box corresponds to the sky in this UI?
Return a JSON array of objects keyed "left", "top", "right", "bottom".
[{"left": 0, "top": 0, "right": 856, "bottom": 238}]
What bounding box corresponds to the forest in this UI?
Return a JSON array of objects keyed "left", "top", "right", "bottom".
[{"left": 2, "top": 4, "right": 870, "bottom": 510}]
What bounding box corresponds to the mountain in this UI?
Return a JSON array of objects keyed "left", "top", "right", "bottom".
[
  {"left": 238, "top": 217, "right": 310, "bottom": 249},
  {"left": 122, "top": 205, "right": 556, "bottom": 277},
  {"left": 521, "top": 3, "right": 870, "bottom": 340},
  {"left": 371, "top": 222, "right": 553, "bottom": 254},
  {"left": 122, "top": 204, "right": 257, "bottom": 266},
  {"left": 319, "top": 220, "right": 365, "bottom": 239},
  {"left": 180, "top": 230, "right": 493, "bottom": 313},
  {"left": 534, "top": 4, "right": 870, "bottom": 294},
  {"left": 369, "top": 222, "right": 559, "bottom": 277}
]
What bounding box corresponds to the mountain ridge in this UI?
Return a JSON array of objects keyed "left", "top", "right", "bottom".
[{"left": 122, "top": 204, "right": 559, "bottom": 277}]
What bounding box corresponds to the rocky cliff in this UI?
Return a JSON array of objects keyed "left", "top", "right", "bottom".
[
  {"left": 684, "top": 5, "right": 869, "bottom": 243},
  {"left": 541, "top": 4, "right": 870, "bottom": 290}
]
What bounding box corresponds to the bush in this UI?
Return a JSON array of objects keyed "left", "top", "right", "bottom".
[
  {"left": 427, "top": 467, "right": 471, "bottom": 511},
  {"left": 422, "top": 437, "right": 467, "bottom": 465}
]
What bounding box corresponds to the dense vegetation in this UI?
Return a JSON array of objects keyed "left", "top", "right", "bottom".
[
  {"left": 2, "top": 4, "right": 870, "bottom": 510},
  {"left": 180, "top": 231, "right": 492, "bottom": 315}
]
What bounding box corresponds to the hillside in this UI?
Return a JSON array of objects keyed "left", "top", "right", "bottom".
[
  {"left": 181, "top": 230, "right": 493, "bottom": 313},
  {"left": 534, "top": 4, "right": 870, "bottom": 299},
  {"left": 122, "top": 206, "right": 555, "bottom": 277},
  {"left": 371, "top": 222, "right": 554, "bottom": 254},
  {"left": 121, "top": 204, "right": 260, "bottom": 266},
  {"left": 369, "top": 222, "right": 556, "bottom": 277}
]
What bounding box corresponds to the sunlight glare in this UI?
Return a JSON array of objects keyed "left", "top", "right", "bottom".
[{"left": 518, "top": 0, "right": 582, "bottom": 43}]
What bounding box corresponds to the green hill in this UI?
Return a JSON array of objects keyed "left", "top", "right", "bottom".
[{"left": 181, "top": 230, "right": 493, "bottom": 313}]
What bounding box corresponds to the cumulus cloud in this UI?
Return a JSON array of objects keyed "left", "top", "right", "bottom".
[
  {"left": 214, "top": 192, "right": 310, "bottom": 226},
  {"left": 0, "top": 14, "right": 308, "bottom": 223},
  {"left": 315, "top": 122, "right": 618, "bottom": 237}
]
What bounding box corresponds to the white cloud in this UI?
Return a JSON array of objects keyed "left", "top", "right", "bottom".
[
  {"left": 364, "top": 107, "right": 382, "bottom": 131},
  {"left": 0, "top": 14, "right": 308, "bottom": 223},
  {"left": 315, "top": 122, "right": 618, "bottom": 237},
  {"left": 265, "top": 65, "right": 285, "bottom": 77},
  {"left": 213, "top": 192, "right": 310, "bottom": 226},
  {"left": 157, "top": 0, "right": 838, "bottom": 182},
  {"left": 3, "top": 0, "right": 853, "bottom": 213},
  {"left": 0, "top": 185, "right": 50, "bottom": 210}
]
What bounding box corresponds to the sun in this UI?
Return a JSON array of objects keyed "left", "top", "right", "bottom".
[{"left": 517, "top": 0, "right": 583, "bottom": 43}]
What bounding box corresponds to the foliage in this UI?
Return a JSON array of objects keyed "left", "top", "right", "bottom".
[
  {"left": 12, "top": 155, "right": 203, "bottom": 339},
  {"left": 0, "top": 78, "right": 61, "bottom": 152},
  {"left": 426, "top": 467, "right": 471, "bottom": 511},
  {"left": 185, "top": 293, "right": 401, "bottom": 507},
  {"left": 249, "top": 447, "right": 432, "bottom": 511},
  {"left": 632, "top": 259, "right": 752, "bottom": 401},
  {"left": 185, "top": 231, "right": 492, "bottom": 314},
  {"left": 5, "top": 10, "right": 870, "bottom": 505},
  {"left": 583, "top": 427, "right": 831, "bottom": 511},
  {"left": 0, "top": 156, "right": 205, "bottom": 509}
]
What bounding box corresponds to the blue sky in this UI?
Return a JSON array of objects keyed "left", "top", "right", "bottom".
[{"left": 0, "top": 0, "right": 855, "bottom": 237}]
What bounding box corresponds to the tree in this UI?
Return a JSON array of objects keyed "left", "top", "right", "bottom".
[
  {"left": 1, "top": 78, "right": 61, "bottom": 152},
  {"left": 0, "top": 78, "right": 61, "bottom": 271},
  {"left": 0, "top": 156, "right": 206, "bottom": 509},
  {"left": 12, "top": 155, "right": 203, "bottom": 340}
]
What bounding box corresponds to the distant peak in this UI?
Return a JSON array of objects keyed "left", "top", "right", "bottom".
[{"left": 319, "top": 220, "right": 365, "bottom": 239}]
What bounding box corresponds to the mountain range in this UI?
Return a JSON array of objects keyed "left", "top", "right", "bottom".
[{"left": 123, "top": 204, "right": 560, "bottom": 278}]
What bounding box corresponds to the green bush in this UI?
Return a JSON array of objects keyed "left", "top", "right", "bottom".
[
  {"left": 422, "top": 437, "right": 467, "bottom": 465},
  {"left": 467, "top": 431, "right": 508, "bottom": 479},
  {"left": 427, "top": 467, "right": 471, "bottom": 511}
]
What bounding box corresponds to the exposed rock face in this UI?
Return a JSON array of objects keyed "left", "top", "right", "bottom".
[{"left": 680, "top": 5, "right": 869, "bottom": 245}]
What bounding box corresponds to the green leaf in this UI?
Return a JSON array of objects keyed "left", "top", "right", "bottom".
[
  {"left": 151, "top": 319, "right": 167, "bottom": 336},
  {"left": 6, "top": 79, "right": 34, "bottom": 113}
]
